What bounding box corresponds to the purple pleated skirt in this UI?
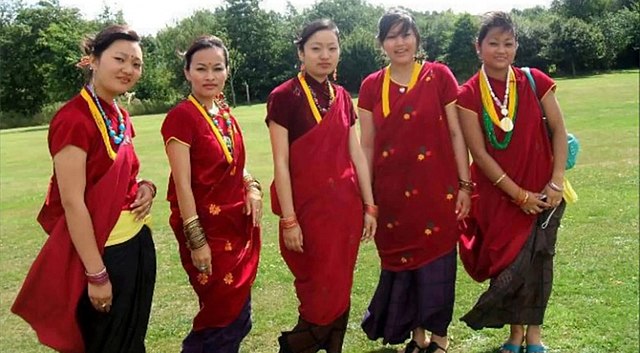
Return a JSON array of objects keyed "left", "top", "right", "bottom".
[
  {"left": 361, "top": 249, "right": 457, "bottom": 344},
  {"left": 181, "top": 297, "right": 252, "bottom": 353}
]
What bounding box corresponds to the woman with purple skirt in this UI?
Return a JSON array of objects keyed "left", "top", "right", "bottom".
[{"left": 358, "top": 9, "right": 471, "bottom": 353}]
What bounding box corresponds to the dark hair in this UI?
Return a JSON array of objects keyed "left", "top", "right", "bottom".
[
  {"left": 81, "top": 24, "right": 140, "bottom": 58},
  {"left": 184, "top": 35, "right": 230, "bottom": 70},
  {"left": 295, "top": 19, "right": 340, "bottom": 52},
  {"left": 377, "top": 9, "right": 421, "bottom": 46},
  {"left": 80, "top": 24, "right": 140, "bottom": 80},
  {"left": 477, "top": 11, "right": 517, "bottom": 45}
]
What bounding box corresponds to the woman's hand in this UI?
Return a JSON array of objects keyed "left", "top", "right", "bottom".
[
  {"left": 520, "top": 190, "right": 551, "bottom": 215},
  {"left": 88, "top": 280, "right": 113, "bottom": 313},
  {"left": 244, "top": 190, "right": 263, "bottom": 227},
  {"left": 541, "top": 182, "right": 563, "bottom": 209},
  {"left": 131, "top": 184, "right": 154, "bottom": 221},
  {"left": 282, "top": 225, "right": 304, "bottom": 253},
  {"left": 455, "top": 190, "right": 472, "bottom": 220},
  {"left": 191, "top": 243, "right": 212, "bottom": 275},
  {"left": 362, "top": 213, "right": 377, "bottom": 241}
]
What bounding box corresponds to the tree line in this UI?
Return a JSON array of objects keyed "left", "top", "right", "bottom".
[{"left": 0, "top": 0, "right": 638, "bottom": 128}]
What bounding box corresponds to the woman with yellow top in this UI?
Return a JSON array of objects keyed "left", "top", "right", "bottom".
[{"left": 12, "top": 24, "right": 157, "bottom": 353}]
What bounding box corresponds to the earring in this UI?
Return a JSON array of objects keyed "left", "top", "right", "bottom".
[
  {"left": 300, "top": 63, "right": 305, "bottom": 72},
  {"left": 333, "top": 68, "right": 337, "bottom": 81}
]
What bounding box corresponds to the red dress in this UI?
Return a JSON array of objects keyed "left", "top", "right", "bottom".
[
  {"left": 358, "top": 62, "right": 461, "bottom": 271},
  {"left": 267, "top": 76, "right": 363, "bottom": 325},
  {"left": 457, "top": 67, "right": 556, "bottom": 282},
  {"left": 161, "top": 98, "right": 261, "bottom": 330},
  {"left": 12, "top": 88, "right": 141, "bottom": 353}
]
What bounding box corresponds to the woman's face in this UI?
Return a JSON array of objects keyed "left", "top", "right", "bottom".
[
  {"left": 185, "top": 47, "right": 228, "bottom": 100},
  {"left": 298, "top": 29, "right": 340, "bottom": 81},
  {"left": 382, "top": 22, "right": 418, "bottom": 66},
  {"left": 91, "top": 39, "right": 143, "bottom": 97},
  {"left": 477, "top": 27, "right": 518, "bottom": 72}
]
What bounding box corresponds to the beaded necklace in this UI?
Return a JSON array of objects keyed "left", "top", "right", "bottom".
[
  {"left": 308, "top": 80, "right": 333, "bottom": 115},
  {"left": 188, "top": 94, "right": 235, "bottom": 163},
  {"left": 87, "top": 85, "right": 126, "bottom": 145},
  {"left": 297, "top": 72, "right": 335, "bottom": 124},
  {"left": 479, "top": 66, "right": 518, "bottom": 150}
]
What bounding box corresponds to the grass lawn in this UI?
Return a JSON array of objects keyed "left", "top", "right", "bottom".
[{"left": 1, "top": 70, "right": 638, "bottom": 353}]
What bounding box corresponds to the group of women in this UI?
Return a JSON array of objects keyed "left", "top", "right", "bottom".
[{"left": 11, "top": 8, "right": 568, "bottom": 353}]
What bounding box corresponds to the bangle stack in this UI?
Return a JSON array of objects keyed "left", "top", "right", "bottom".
[
  {"left": 183, "top": 216, "right": 207, "bottom": 250},
  {"left": 138, "top": 179, "right": 157, "bottom": 197},
  {"left": 280, "top": 215, "right": 298, "bottom": 229},
  {"left": 458, "top": 179, "right": 476, "bottom": 193},
  {"left": 548, "top": 181, "right": 563, "bottom": 192},
  {"left": 243, "top": 175, "right": 263, "bottom": 197},
  {"left": 493, "top": 173, "right": 507, "bottom": 186},
  {"left": 513, "top": 188, "right": 530, "bottom": 206},
  {"left": 86, "top": 267, "right": 109, "bottom": 286},
  {"left": 364, "top": 203, "right": 378, "bottom": 218}
]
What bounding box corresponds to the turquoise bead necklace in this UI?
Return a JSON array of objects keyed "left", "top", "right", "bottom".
[{"left": 87, "top": 85, "right": 126, "bottom": 145}]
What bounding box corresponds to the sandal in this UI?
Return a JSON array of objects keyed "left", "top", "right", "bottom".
[
  {"left": 498, "top": 343, "right": 524, "bottom": 353},
  {"left": 526, "top": 344, "right": 548, "bottom": 353},
  {"left": 424, "top": 341, "right": 448, "bottom": 353},
  {"left": 401, "top": 340, "right": 423, "bottom": 353}
]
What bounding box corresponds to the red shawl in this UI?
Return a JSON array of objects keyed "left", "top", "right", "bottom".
[
  {"left": 270, "top": 84, "right": 363, "bottom": 325},
  {"left": 11, "top": 92, "right": 136, "bottom": 353},
  {"left": 162, "top": 100, "right": 260, "bottom": 330},
  {"left": 363, "top": 62, "right": 460, "bottom": 271},
  {"left": 457, "top": 67, "right": 554, "bottom": 282}
]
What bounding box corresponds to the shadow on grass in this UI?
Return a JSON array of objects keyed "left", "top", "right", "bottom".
[
  {"left": 365, "top": 349, "right": 396, "bottom": 353},
  {"left": 0, "top": 125, "right": 49, "bottom": 134}
]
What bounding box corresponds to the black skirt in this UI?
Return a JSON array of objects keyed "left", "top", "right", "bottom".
[
  {"left": 77, "top": 225, "right": 156, "bottom": 353},
  {"left": 461, "top": 202, "right": 566, "bottom": 329}
]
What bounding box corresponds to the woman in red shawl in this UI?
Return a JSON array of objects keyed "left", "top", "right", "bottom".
[
  {"left": 266, "top": 19, "right": 377, "bottom": 353},
  {"left": 161, "top": 35, "right": 262, "bottom": 353},
  {"left": 358, "top": 9, "right": 471, "bottom": 353},
  {"left": 12, "top": 25, "right": 157, "bottom": 353},
  {"left": 457, "top": 12, "right": 568, "bottom": 353}
]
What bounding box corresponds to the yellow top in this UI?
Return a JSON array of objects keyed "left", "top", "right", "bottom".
[{"left": 105, "top": 210, "right": 151, "bottom": 247}]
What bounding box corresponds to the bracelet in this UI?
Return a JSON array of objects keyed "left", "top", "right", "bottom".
[
  {"left": 493, "top": 173, "right": 507, "bottom": 186},
  {"left": 183, "top": 217, "right": 207, "bottom": 250},
  {"left": 513, "top": 188, "right": 530, "bottom": 206},
  {"left": 458, "top": 179, "right": 476, "bottom": 193},
  {"left": 183, "top": 215, "right": 198, "bottom": 225},
  {"left": 243, "top": 175, "right": 263, "bottom": 197},
  {"left": 279, "top": 215, "right": 299, "bottom": 229},
  {"left": 548, "top": 181, "right": 564, "bottom": 192},
  {"left": 138, "top": 179, "right": 157, "bottom": 197},
  {"left": 86, "top": 267, "right": 110, "bottom": 285},
  {"left": 364, "top": 203, "right": 379, "bottom": 218}
]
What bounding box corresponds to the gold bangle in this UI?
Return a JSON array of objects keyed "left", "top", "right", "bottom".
[
  {"left": 493, "top": 173, "right": 507, "bottom": 186},
  {"left": 183, "top": 215, "right": 199, "bottom": 226},
  {"left": 183, "top": 218, "right": 207, "bottom": 250}
]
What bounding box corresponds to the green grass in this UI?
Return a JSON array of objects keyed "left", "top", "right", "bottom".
[{"left": 1, "top": 70, "right": 638, "bottom": 353}]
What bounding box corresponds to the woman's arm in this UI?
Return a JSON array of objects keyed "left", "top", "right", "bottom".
[
  {"left": 53, "top": 145, "right": 112, "bottom": 311},
  {"left": 540, "top": 90, "right": 568, "bottom": 206},
  {"left": 358, "top": 109, "right": 375, "bottom": 177},
  {"left": 268, "top": 121, "right": 303, "bottom": 253},
  {"left": 457, "top": 107, "right": 549, "bottom": 214},
  {"left": 349, "top": 125, "right": 377, "bottom": 239},
  {"left": 165, "top": 140, "right": 212, "bottom": 274},
  {"left": 444, "top": 103, "right": 472, "bottom": 219}
]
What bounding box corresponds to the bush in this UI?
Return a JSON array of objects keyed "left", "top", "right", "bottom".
[
  {"left": 119, "top": 98, "right": 177, "bottom": 117},
  {"left": 0, "top": 101, "right": 64, "bottom": 129}
]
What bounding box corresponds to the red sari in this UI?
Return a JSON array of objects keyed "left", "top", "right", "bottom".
[
  {"left": 457, "top": 67, "right": 555, "bottom": 282},
  {"left": 161, "top": 99, "right": 260, "bottom": 330},
  {"left": 358, "top": 62, "right": 460, "bottom": 271},
  {"left": 11, "top": 89, "right": 139, "bottom": 353},
  {"left": 268, "top": 78, "right": 363, "bottom": 326}
]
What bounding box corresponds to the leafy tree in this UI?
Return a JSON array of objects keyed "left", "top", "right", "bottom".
[
  {"left": 595, "top": 6, "right": 640, "bottom": 68},
  {"left": 550, "top": 0, "right": 611, "bottom": 20},
  {"left": 417, "top": 10, "right": 457, "bottom": 62},
  {"left": 545, "top": 16, "right": 606, "bottom": 75},
  {"left": 513, "top": 14, "right": 552, "bottom": 71},
  {"left": 338, "top": 26, "right": 384, "bottom": 92},
  {"left": 445, "top": 14, "right": 479, "bottom": 82}
]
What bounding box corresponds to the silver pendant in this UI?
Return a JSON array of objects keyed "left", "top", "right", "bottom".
[
  {"left": 399, "top": 87, "right": 406, "bottom": 93},
  {"left": 501, "top": 107, "right": 509, "bottom": 117},
  {"left": 500, "top": 117, "right": 514, "bottom": 132}
]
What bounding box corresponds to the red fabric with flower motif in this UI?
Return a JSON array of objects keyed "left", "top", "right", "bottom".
[
  {"left": 161, "top": 99, "right": 261, "bottom": 330},
  {"left": 268, "top": 81, "right": 363, "bottom": 325},
  {"left": 358, "top": 62, "right": 460, "bottom": 271},
  {"left": 456, "top": 67, "right": 554, "bottom": 282}
]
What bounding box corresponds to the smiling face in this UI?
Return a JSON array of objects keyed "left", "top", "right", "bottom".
[
  {"left": 381, "top": 22, "right": 418, "bottom": 66},
  {"left": 477, "top": 27, "right": 518, "bottom": 73},
  {"left": 298, "top": 29, "right": 340, "bottom": 82},
  {"left": 90, "top": 39, "right": 143, "bottom": 99},
  {"left": 185, "top": 47, "right": 228, "bottom": 102}
]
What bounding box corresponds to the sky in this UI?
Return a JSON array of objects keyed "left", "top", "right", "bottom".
[{"left": 27, "top": 0, "right": 553, "bottom": 35}]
